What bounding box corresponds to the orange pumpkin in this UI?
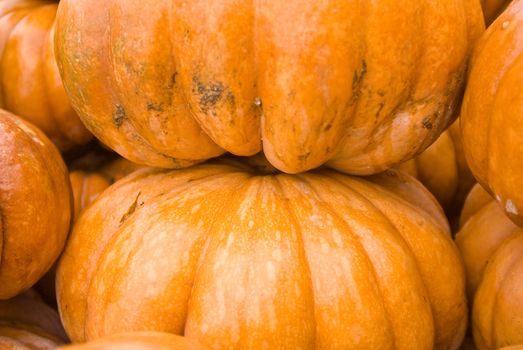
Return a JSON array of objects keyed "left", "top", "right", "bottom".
[
  {"left": 461, "top": 0, "right": 523, "bottom": 226},
  {"left": 58, "top": 332, "right": 206, "bottom": 350},
  {"left": 482, "top": 0, "right": 512, "bottom": 24},
  {"left": 55, "top": 0, "right": 483, "bottom": 174},
  {"left": 397, "top": 121, "right": 474, "bottom": 214},
  {"left": 0, "top": 290, "right": 67, "bottom": 349},
  {"left": 57, "top": 157, "right": 466, "bottom": 349},
  {"left": 0, "top": 109, "right": 71, "bottom": 299},
  {"left": 455, "top": 184, "right": 523, "bottom": 349},
  {"left": 0, "top": 0, "right": 92, "bottom": 151},
  {"left": 37, "top": 156, "right": 143, "bottom": 305}
]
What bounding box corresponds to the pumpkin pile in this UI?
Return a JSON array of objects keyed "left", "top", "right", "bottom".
[{"left": 1, "top": 0, "right": 522, "bottom": 349}]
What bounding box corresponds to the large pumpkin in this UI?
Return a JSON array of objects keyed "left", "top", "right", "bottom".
[
  {"left": 482, "top": 0, "right": 512, "bottom": 24},
  {"left": 0, "top": 0, "right": 92, "bottom": 151},
  {"left": 461, "top": 0, "right": 523, "bottom": 226},
  {"left": 397, "top": 120, "right": 474, "bottom": 215},
  {"left": 0, "top": 290, "right": 67, "bottom": 349},
  {"left": 58, "top": 332, "right": 206, "bottom": 350},
  {"left": 455, "top": 184, "right": 523, "bottom": 349},
  {"left": 54, "top": 0, "right": 483, "bottom": 174},
  {"left": 57, "top": 157, "right": 467, "bottom": 349},
  {"left": 0, "top": 109, "right": 71, "bottom": 299}
]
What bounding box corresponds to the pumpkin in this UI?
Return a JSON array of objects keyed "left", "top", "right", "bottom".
[
  {"left": 482, "top": 0, "right": 512, "bottom": 24},
  {"left": 397, "top": 120, "right": 474, "bottom": 216},
  {"left": 461, "top": 0, "right": 523, "bottom": 226},
  {"left": 56, "top": 156, "right": 466, "bottom": 349},
  {"left": 0, "top": 0, "right": 92, "bottom": 151},
  {"left": 0, "top": 109, "right": 71, "bottom": 300},
  {"left": 54, "top": 0, "right": 483, "bottom": 174},
  {"left": 58, "top": 332, "right": 206, "bottom": 350},
  {"left": 37, "top": 156, "right": 143, "bottom": 305},
  {"left": 0, "top": 290, "right": 67, "bottom": 349},
  {"left": 455, "top": 184, "right": 523, "bottom": 349}
]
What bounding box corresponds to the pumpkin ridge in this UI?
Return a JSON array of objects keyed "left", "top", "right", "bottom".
[
  {"left": 272, "top": 174, "right": 318, "bottom": 345},
  {"left": 182, "top": 171, "right": 253, "bottom": 338},
  {"left": 296, "top": 172, "right": 397, "bottom": 347}
]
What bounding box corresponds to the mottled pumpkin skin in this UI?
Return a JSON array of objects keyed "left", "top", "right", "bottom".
[
  {"left": 58, "top": 332, "right": 207, "bottom": 350},
  {"left": 455, "top": 184, "right": 523, "bottom": 350},
  {"left": 57, "top": 158, "right": 466, "bottom": 350},
  {"left": 0, "top": 290, "right": 67, "bottom": 349},
  {"left": 0, "top": 109, "right": 71, "bottom": 299},
  {"left": 462, "top": 1, "right": 523, "bottom": 226},
  {"left": 55, "top": 0, "right": 483, "bottom": 174},
  {"left": 482, "top": 0, "right": 512, "bottom": 24},
  {"left": 0, "top": 0, "right": 92, "bottom": 151}
]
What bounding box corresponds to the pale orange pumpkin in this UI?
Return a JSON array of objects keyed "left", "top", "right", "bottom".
[
  {"left": 58, "top": 332, "right": 206, "bottom": 350},
  {"left": 57, "top": 156, "right": 466, "bottom": 349},
  {"left": 0, "top": 0, "right": 92, "bottom": 151},
  {"left": 0, "top": 290, "right": 67, "bottom": 349},
  {"left": 455, "top": 184, "right": 523, "bottom": 349},
  {"left": 55, "top": 0, "right": 483, "bottom": 174},
  {"left": 0, "top": 109, "right": 71, "bottom": 300},
  {"left": 461, "top": 0, "right": 523, "bottom": 226}
]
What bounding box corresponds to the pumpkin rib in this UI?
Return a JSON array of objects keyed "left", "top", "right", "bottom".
[
  {"left": 183, "top": 172, "right": 254, "bottom": 337},
  {"left": 295, "top": 173, "right": 397, "bottom": 347}
]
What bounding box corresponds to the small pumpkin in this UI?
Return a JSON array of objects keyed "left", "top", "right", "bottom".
[
  {"left": 455, "top": 184, "right": 523, "bottom": 349},
  {"left": 58, "top": 332, "right": 206, "bottom": 350},
  {"left": 397, "top": 120, "right": 475, "bottom": 216},
  {"left": 0, "top": 0, "right": 92, "bottom": 151},
  {"left": 0, "top": 109, "right": 71, "bottom": 300},
  {"left": 0, "top": 290, "right": 67, "bottom": 349},
  {"left": 57, "top": 156, "right": 466, "bottom": 349},
  {"left": 55, "top": 0, "right": 483, "bottom": 174},
  {"left": 461, "top": 0, "right": 523, "bottom": 226}
]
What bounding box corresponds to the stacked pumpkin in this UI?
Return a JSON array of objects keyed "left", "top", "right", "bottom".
[{"left": 2, "top": 0, "right": 523, "bottom": 349}]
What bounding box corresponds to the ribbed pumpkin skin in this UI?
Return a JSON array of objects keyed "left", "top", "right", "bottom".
[
  {"left": 57, "top": 158, "right": 466, "bottom": 350},
  {"left": 55, "top": 0, "right": 483, "bottom": 174},
  {"left": 0, "top": 109, "right": 71, "bottom": 299},
  {"left": 455, "top": 185, "right": 523, "bottom": 350},
  {"left": 0, "top": 291, "right": 67, "bottom": 349},
  {"left": 461, "top": 0, "right": 523, "bottom": 226},
  {"left": 0, "top": 0, "right": 92, "bottom": 151},
  {"left": 58, "top": 332, "right": 207, "bottom": 350},
  {"left": 70, "top": 171, "right": 112, "bottom": 222},
  {"left": 482, "top": 0, "right": 512, "bottom": 24}
]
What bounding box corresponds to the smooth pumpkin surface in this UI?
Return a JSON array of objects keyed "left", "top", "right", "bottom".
[
  {"left": 0, "top": 290, "right": 66, "bottom": 349},
  {"left": 58, "top": 332, "right": 206, "bottom": 350},
  {"left": 0, "top": 109, "right": 71, "bottom": 299},
  {"left": 0, "top": 0, "right": 92, "bottom": 151},
  {"left": 57, "top": 157, "right": 466, "bottom": 350},
  {"left": 461, "top": 0, "right": 523, "bottom": 226},
  {"left": 482, "top": 0, "right": 512, "bottom": 24},
  {"left": 455, "top": 185, "right": 523, "bottom": 350},
  {"left": 69, "top": 171, "right": 112, "bottom": 222},
  {"left": 55, "top": 0, "right": 483, "bottom": 174}
]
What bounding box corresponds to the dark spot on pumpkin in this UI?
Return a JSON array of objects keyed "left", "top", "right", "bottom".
[
  {"left": 226, "top": 91, "right": 235, "bottom": 107},
  {"left": 192, "top": 76, "right": 224, "bottom": 113},
  {"left": 298, "top": 152, "right": 311, "bottom": 161},
  {"left": 113, "top": 104, "right": 126, "bottom": 127},
  {"left": 377, "top": 90, "right": 386, "bottom": 97},
  {"left": 168, "top": 72, "right": 177, "bottom": 90},
  {"left": 323, "top": 122, "right": 332, "bottom": 131},
  {"left": 376, "top": 102, "right": 385, "bottom": 117},
  {"left": 422, "top": 117, "right": 433, "bottom": 130},
  {"left": 350, "top": 60, "right": 367, "bottom": 105},
  {"left": 119, "top": 192, "right": 142, "bottom": 225},
  {"left": 147, "top": 102, "right": 164, "bottom": 112}
]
